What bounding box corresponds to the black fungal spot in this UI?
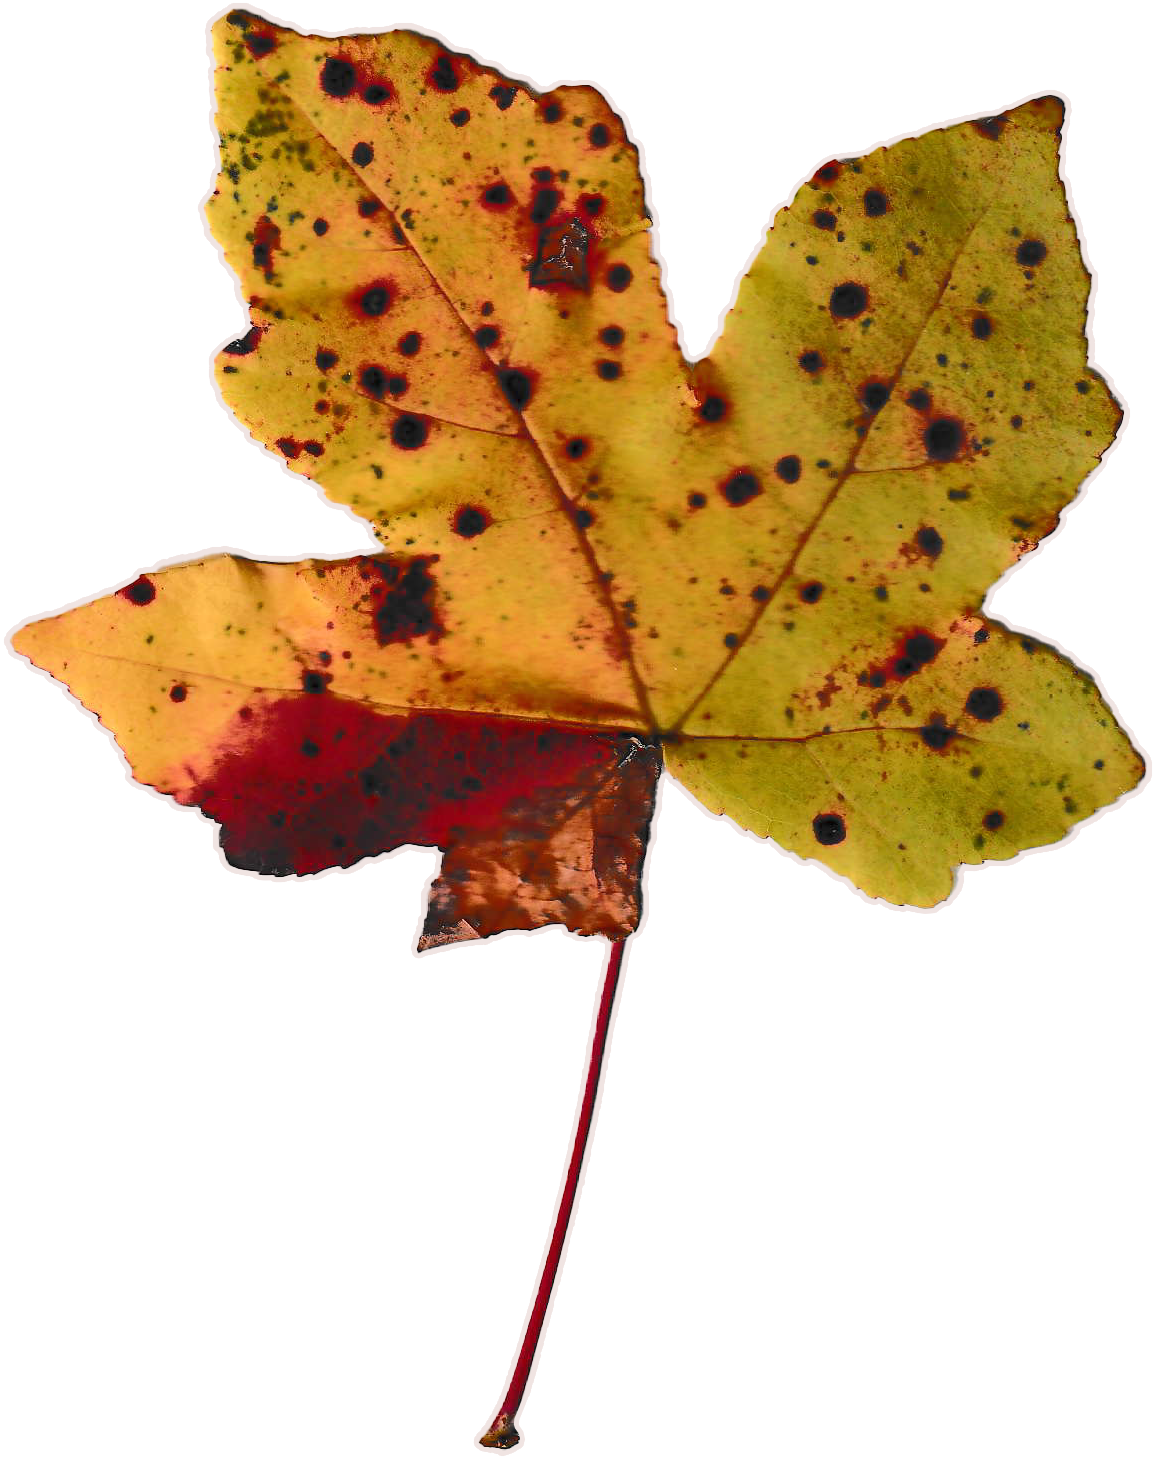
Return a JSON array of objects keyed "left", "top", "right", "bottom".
[
  {"left": 983, "top": 810, "right": 1005, "bottom": 830},
  {"left": 588, "top": 123, "right": 610, "bottom": 147},
  {"left": 862, "top": 380, "right": 891, "bottom": 412},
  {"left": 428, "top": 55, "right": 459, "bottom": 92},
  {"left": 474, "top": 325, "right": 499, "bottom": 349},
  {"left": 916, "top": 526, "right": 943, "bottom": 557},
  {"left": 320, "top": 57, "right": 357, "bottom": 97},
  {"left": 301, "top": 739, "right": 320, "bottom": 758},
  {"left": 919, "top": 716, "right": 956, "bottom": 750},
  {"left": 597, "top": 360, "right": 621, "bottom": 380},
  {"left": 965, "top": 687, "right": 1003, "bottom": 721},
  {"left": 1015, "top": 239, "right": 1047, "bottom": 267},
  {"left": 830, "top": 282, "right": 868, "bottom": 318},
  {"left": 813, "top": 209, "right": 836, "bottom": 230},
  {"left": 312, "top": 217, "right": 329, "bottom": 235},
  {"left": 302, "top": 670, "right": 329, "bottom": 694},
  {"left": 352, "top": 141, "right": 373, "bottom": 167},
  {"left": 122, "top": 577, "right": 156, "bottom": 606},
  {"left": 873, "top": 585, "right": 888, "bottom": 602},
  {"left": 606, "top": 264, "right": 632, "bottom": 292},
  {"left": 1075, "top": 379, "right": 1091, "bottom": 395},
  {"left": 906, "top": 388, "right": 931, "bottom": 412},
  {"left": 169, "top": 684, "right": 187, "bottom": 702},
  {"left": 776, "top": 455, "right": 802, "bottom": 484},
  {"left": 895, "top": 634, "right": 938, "bottom": 677},
  {"left": 924, "top": 416, "right": 964, "bottom": 461},
  {"left": 498, "top": 368, "right": 533, "bottom": 410},
  {"left": 948, "top": 488, "right": 969, "bottom": 502},
  {"left": 542, "top": 101, "right": 563, "bottom": 122},
  {"left": 360, "top": 285, "right": 390, "bottom": 316},
  {"left": 359, "top": 365, "right": 389, "bottom": 399},
  {"left": 450, "top": 108, "right": 470, "bottom": 127},
  {"left": 530, "top": 187, "right": 560, "bottom": 223},
  {"left": 699, "top": 394, "right": 726, "bottom": 421},
  {"left": 574, "top": 507, "right": 595, "bottom": 530},
  {"left": 723, "top": 633, "right": 739, "bottom": 648},
  {"left": 358, "top": 198, "right": 382, "bottom": 218},
  {"left": 391, "top": 413, "right": 428, "bottom": 450},
  {"left": 971, "top": 314, "right": 993, "bottom": 340},
  {"left": 224, "top": 326, "right": 262, "bottom": 356},
  {"left": 813, "top": 813, "right": 846, "bottom": 845},
  {"left": 565, "top": 437, "right": 589, "bottom": 459},
  {"left": 1010, "top": 415, "right": 1023, "bottom": 429},
  {"left": 490, "top": 83, "right": 516, "bottom": 109},
  {"left": 483, "top": 182, "right": 512, "bottom": 207},
  {"left": 864, "top": 188, "right": 888, "bottom": 217},
  {"left": 687, "top": 491, "right": 707, "bottom": 509},
  {"left": 751, "top": 585, "right": 770, "bottom": 601},
  {"left": 362, "top": 84, "right": 391, "bottom": 104},
  {"left": 600, "top": 325, "right": 625, "bottom": 347},
  {"left": 974, "top": 627, "right": 989, "bottom": 644},
  {"left": 720, "top": 471, "right": 762, "bottom": 507},
  {"left": 798, "top": 350, "right": 823, "bottom": 374},
  {"left": 452, "top": 505, "right": 490, "bottom": 537},
  {"left": 799, "top": 581, "right": 824, "bottom": 604},
  {"left": 398, "top": 331, "right": 421, "bottom": 356}
]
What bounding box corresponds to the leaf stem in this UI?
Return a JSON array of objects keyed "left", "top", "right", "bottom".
[{"left": 478, "top": 936, "right": 628, "bottom": 1450}]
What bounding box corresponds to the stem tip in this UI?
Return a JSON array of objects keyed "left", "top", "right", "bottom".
[{"left": 479, "top": 1413, "right": 521, "bottom": 1450}]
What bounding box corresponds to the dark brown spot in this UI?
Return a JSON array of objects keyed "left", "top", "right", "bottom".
[
  {"left": 965, "top": 687, "right": 1003, "bottom": 721},
  {"left": 452, "top": 505, "right": 490, "bottom": 538},
  {"left": 320, "top": 57, "right": 357, "bottom": 97},
  {"left": 830, "top": 282, "right": 868, "bottom": 318},
  {"left": 391, "top": 413, "right": 428, "bottom": 450},
  {"left": 120, "top": 576, "right": 156, "bottom": 606},
  {"left": 924, "top": 416, "right": 964, "bottom": 461},
  {"left": 720, "top": 471, "right": 762, "bottom": 507},
  {"left": 916, "top": 526, "right": 943, "bottom": 558},
  {"left": 776, "top": 455, "right": 802, "bottom": 484},
  {"left": 1015, "top": 239, "right": 1047, "bottom": 267},
  {"left": 813, "top": 813, "right": 846, "bottom": 845}
]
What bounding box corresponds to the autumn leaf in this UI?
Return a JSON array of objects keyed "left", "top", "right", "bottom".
[
  {"left": 9, "top": 11, "right": 1145, "bottom": 1448},
  {"left": 16, "top": 12, "right": 1139, "bottom": 926}
]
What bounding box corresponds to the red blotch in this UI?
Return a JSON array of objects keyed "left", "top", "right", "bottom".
[
  {"left": 251, "top": 215, "right": 281, "bottom": 281},
  {"left": 860, "top": 628, "right": 946, "bottom": 689},
  {"left": 180, "top": 701, "right": 626, "bottom": 878}
]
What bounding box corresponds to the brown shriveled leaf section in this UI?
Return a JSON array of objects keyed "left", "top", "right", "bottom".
[{"left": 14, "top": 12, "right": 1144, "bottom": 941}]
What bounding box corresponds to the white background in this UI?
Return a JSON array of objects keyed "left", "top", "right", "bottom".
[{"left": 2, "top": 2, "right": 1157, "bottom": 1461}]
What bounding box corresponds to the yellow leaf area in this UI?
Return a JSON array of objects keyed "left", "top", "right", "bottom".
[{"left": 14, "top": 10, "right": 1143, "bottom": 916}]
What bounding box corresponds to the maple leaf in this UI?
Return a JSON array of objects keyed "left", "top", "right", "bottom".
[
  {"left": 9, "top": 11, "right": 1146, "bottom": 1449},
  {"left": 16, "top": 14, "right": 1140, "bottom": 926}
]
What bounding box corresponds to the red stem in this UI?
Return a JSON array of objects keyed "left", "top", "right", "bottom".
[{"left": 479, "top": 936, "right": 628, "bottom": 1450}]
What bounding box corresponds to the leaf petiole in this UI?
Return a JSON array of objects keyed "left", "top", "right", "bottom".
[{"left": 479, "top": 936, "right": 627, "bottom": 1450}]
